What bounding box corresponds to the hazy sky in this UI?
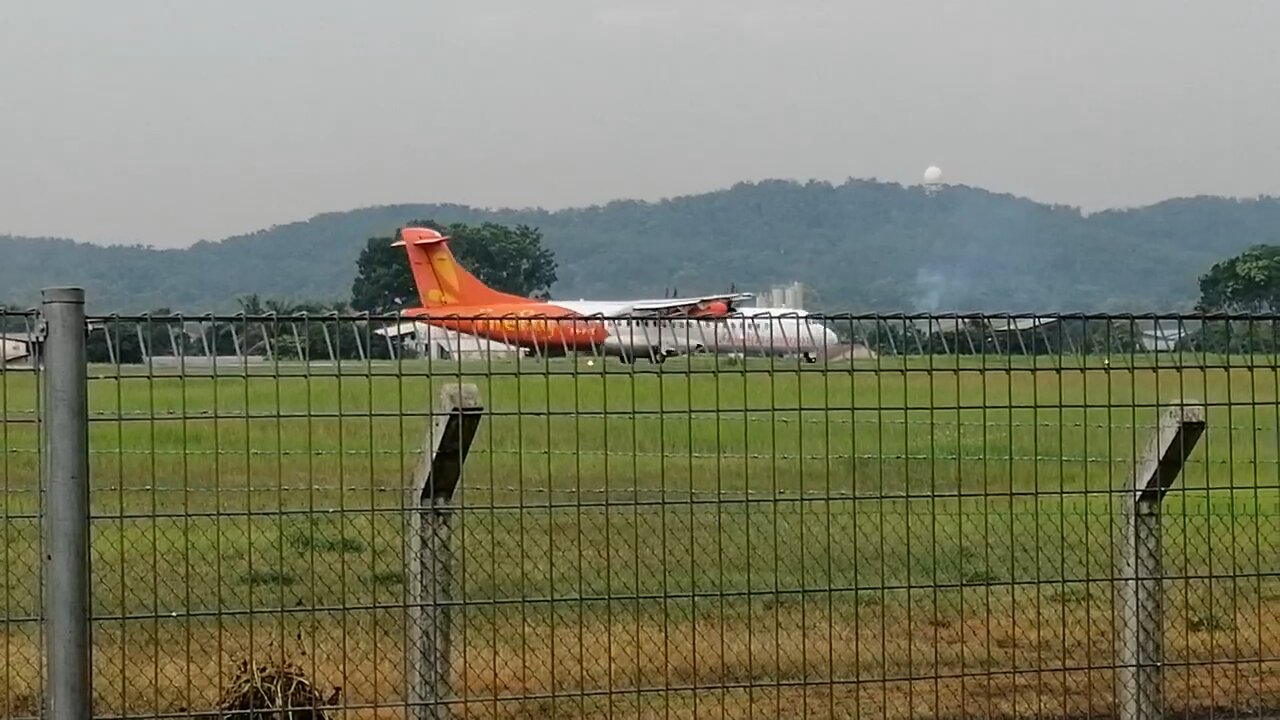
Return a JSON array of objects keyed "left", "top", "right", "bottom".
[{"left": 2, "top": 1, "right": 1277, "bottom": 247}]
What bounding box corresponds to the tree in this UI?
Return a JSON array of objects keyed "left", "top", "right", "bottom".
[
  {"left": 219, "top": 296, "right": 380, "bottom": 360},
  {"left": 1190, "top": 245, "right": 1280, "bottom": 355},
  {"left": 350, "top": 237, "right": 413, "bottom": 313},
  {"left": 350, "top": 220, "right": 558, "bottom": 312},
  {"left": 1196, "top": 244, "right": 1280, "bottom": 313}
]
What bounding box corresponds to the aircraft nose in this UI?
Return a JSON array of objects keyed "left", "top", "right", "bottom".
[{"left": 823, "top": 327, "right": 839, "bottom": 348}]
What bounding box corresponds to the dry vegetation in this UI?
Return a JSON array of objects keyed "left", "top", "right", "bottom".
[{"left": 5, "top": 592, "right": 1279, "bottom": 718}]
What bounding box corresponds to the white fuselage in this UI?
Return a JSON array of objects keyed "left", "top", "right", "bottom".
[
  {"left": 589, "top": 307, "right": 838, "bottom": 361},
  {"left": 408, "top": 299, "right": 837, "bottom": 363},
  {"left": 683, "top": 308, "right": 839, "bottom": 359}
]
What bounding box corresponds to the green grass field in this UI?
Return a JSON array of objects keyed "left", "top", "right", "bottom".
[{"left": 3, "top": 356, "right": 1280, "bottom": 718}]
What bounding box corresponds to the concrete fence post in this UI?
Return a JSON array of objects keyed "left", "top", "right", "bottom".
[
  {"left": 406, "top": 383, "right": 484, "bottom": 720},
  {"left": 40, "top": 287, "right": 92, "bottom": 720},
  {"left": 1115, "top": 402, "right": 1206, "bottom": 720}
]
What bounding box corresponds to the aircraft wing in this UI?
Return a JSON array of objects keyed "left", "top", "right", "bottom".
[{"left": 626, "top": 293, "right": 755, "bottom": 315}]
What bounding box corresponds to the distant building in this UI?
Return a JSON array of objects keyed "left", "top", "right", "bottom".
[
  {"left": 1132, "top": 319, "right": 1201, "bottom": 352},
  {"left": 903, "top": 316, "right": 1076, "bottom": 355},
  {"left": 986, "top": 316, "right": 1066, "bottom": 354},
  {"left": 752, "top": 282, "right": 806, "bottom": 310},
  {"left": 1, "top": 332, "right": 41, "bottom": 369}
]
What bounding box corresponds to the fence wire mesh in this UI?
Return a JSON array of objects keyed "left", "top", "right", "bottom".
[
  {"left": 3, "top": 311, "right": 1280, "bottom": 719},
  {"left": 1, "top": 308, "right": 42, "bottom": 719}
]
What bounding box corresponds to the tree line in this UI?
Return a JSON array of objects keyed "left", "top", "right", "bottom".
[
  {"left": 80, "top": 296, "right": 391, "bottom": 364},
  {"left": 10, "top": 215, "right": 1280, "bottom": 362},
  {"left": 73, "top": 221, "right": 558, "bottom": 363},
  {"left": 7, "top": 180, "right": 1280, "bottom": 313},
  {"left": 833, "top": 244, "right": 1280, "bottom": 356}
]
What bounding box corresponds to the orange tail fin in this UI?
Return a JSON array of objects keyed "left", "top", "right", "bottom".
[{"left": 393, "top": 227, "right": 530, "bottom": 307}]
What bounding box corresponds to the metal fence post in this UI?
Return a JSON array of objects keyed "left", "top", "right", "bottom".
[
  {"left": 40, "top": 287, "right": 92, "bottom": 720},
  {"left": 1115, "top": 402, "right": 1206, "bottom": 720},
  {"left": 406, "top": 383, "right": 484, "bottom": 720}
]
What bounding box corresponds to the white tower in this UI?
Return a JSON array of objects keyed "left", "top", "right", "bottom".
[{"left": 923, "top": 166, "right": 943, "bottom": 196}]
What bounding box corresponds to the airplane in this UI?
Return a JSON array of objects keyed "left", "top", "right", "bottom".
[{"left": 393, "top": 226, "right": 838, "bottom": 363}]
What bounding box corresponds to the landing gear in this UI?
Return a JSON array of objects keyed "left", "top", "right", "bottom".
[{"left": 802, "top": 352, "right": 818, "bottom": 364}]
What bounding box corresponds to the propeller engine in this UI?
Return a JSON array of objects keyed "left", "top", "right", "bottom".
[{"left": 688, "top": 300, "right": 731, "bottom": 318}]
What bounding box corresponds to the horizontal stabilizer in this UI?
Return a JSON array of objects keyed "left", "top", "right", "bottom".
[{"left": 391, "top": 227, "right": 450, "bottom": 248}]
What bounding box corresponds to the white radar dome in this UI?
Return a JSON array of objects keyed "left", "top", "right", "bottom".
[{"left": 923, "top": 166, "right": 943, "bottom": 184}]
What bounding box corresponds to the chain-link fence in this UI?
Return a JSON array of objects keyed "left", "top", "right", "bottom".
[
  {"left": 4, "top": 293, "right": 1279, "bottom": 718},
  {"left": 1, "top": 306, "right": 42, "bottom": 719}
]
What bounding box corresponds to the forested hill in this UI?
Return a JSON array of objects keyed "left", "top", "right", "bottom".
[{"left": 4, "top": 179, "right": 1280, "bottom": 312}]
